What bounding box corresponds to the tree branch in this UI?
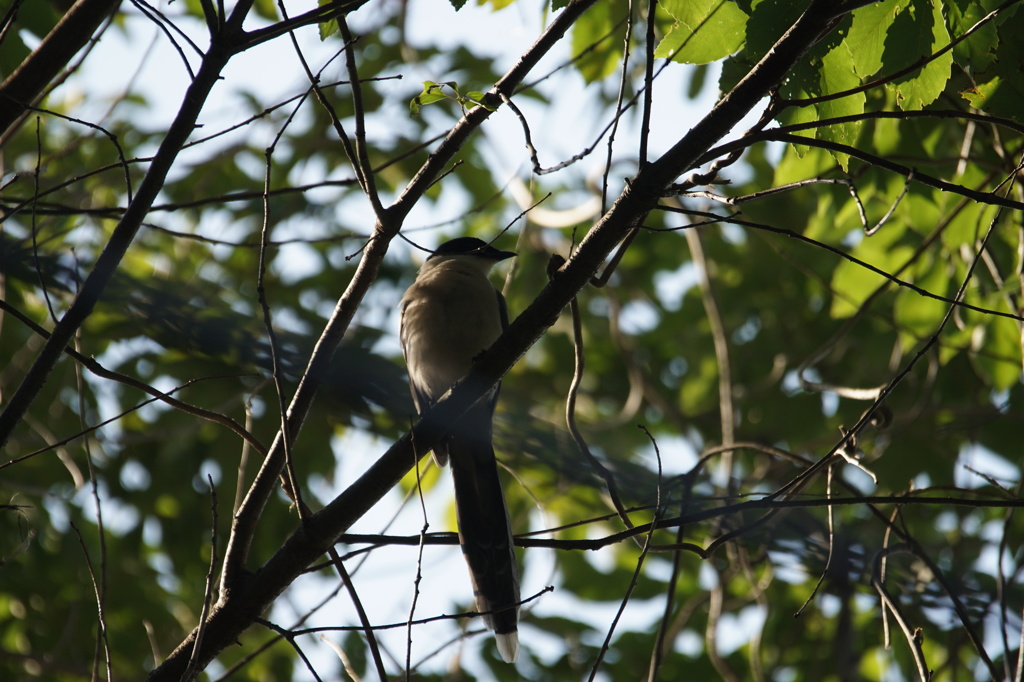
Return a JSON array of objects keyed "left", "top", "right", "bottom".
[{"left": 0, "top": 0, "right": 122, "bottom": 139}]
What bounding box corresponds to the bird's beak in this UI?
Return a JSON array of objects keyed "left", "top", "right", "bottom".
[{"left": 481, "top": 244, "right": 516, "bottom": 261}]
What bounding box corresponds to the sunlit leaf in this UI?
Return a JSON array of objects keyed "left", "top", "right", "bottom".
[{"left": 655, "top": 0, "right": 748, "bottom": 65}]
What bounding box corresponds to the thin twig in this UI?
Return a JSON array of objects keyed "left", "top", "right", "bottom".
[
  {"left": 588, "top": 434, "right": 662, "bottom": 681},
  {"left": 590, "top": 228, "right": 639, "bottom": 287},
  {"left": 871, "top": 547, "right": 931, "bottom": 682},
  {"left": 555, "top": 253, "right": 634, "bottom": 529},
  {"left": 647, "top": 496, "right": 689, "bottom": 681},
  {"left": 128, "top": 0, "right": 200, "bottom": 80},
  {"left": 684, "top": 221, "right": 735, "bottom": 485},
  {"left": 265, "top": 586, "right": 553, "bottom": 638},
  {"left": 705, "top": 565, "right": 740, "bottom": 682},
  {"left": 333, "top": 492, "right": 1024, "bottom": 555},
  {"left": 864, "top": 170, "right": 914, "bottom": 236},
  {"left": 794, "top": 462, "right": 837, "bottom": 617},
  {"left": 338, "top": 17, "right": 383, "bottom": 216},
  {"left": 70, "top": 522, "right": 112, "bottom": 682},
  {"left": 183, "top": 476, "right": 220, "bottom": 682},
  {"left": 31, "top": 117, "right": 56, "bottom": 323},
  {"left": 255, "top": 619, "right": 326, "bottom": 682},
  {"left": 603, "top": 0, "right": 634, "bottom": 210},
  {"left": 330, "top": 554, "right": 388, "bottom": 681},
  {"left": 259, "top": 113, "right": 306, "bottom": 523},
  {"left": 405, "top": 437, "right": 430, "bottom": 680},
  {"left": 72, "top": 327, "right": 111, "bottom": 682}
]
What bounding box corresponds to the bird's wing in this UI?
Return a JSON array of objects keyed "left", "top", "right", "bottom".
[
  {"left": 400, "top": 295, "right": 450, "bottom": 465},
  {"left": 486, "top": 287, "right": 509, "bottom": 414}
]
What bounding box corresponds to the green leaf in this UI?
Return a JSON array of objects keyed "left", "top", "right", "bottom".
[
  {"left": 318, "top": 0, "right": 339, "bottom": 39},
  {"left": 946, "top": 0, "right": 999, "bottom": 72},
  {"left": 974, "top": 302, "right": 1024, "bottom": 390},
  {"left": 893, "top": 253, "right": 950, "bottom": 349},
  {"left": 655, "top": 0, "right": 748, "bottom": 64},
  {"left": 252, "top": 0, "right": 278, "bottom": 21},
  {"left": 882, "top": 0, "right": 953, "bottom": 110},
  {"left": 962, "top": 75, "right": 1024, "bottom": 121},
  {"left": 775, "top": 103, "right": 817, "bottom": 159},
  {"left": 409, "top": 81, "right": 457, "bottom": 115},
  {"left": 571, "top": 0, "right": 628, "bottom": 82},
  {"left": 464, "top": 90, "right": 491, "bottom": 109},
  {"left": 830, "top": 228, "right": 913, "bottom": 319},
  {"left": 846, "top": 0, "right": 895, "bottom": 78},
  {"left": 680, "top": 352, "right": 718, "bottom": 414},
  {"left": 814, "top": 43, "right": 866, "bottom": 170},
  {"left": 956, "top": 2, "right": 1024, "bottom": 121}
]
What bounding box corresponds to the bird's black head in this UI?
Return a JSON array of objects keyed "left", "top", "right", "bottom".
[{"left": 428, "top": 237, "right": 516, "bottom": 262}]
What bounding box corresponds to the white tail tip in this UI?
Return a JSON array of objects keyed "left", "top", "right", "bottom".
[{"left": 495, "top": 632, "right": 519, "bottom": 663}]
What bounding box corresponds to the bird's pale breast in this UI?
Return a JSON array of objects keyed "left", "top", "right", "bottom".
[{"left": 401, "top": 262, "right": 504, "bottom": 401}]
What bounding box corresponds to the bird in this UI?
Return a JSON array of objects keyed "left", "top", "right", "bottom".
[{"left": 399, "top": 236, "right": 521, "bottom": 663}]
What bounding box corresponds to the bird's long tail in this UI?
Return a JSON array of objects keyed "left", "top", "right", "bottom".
[{"left": 447, "top": 422, "right": 520, "bottom": 663}]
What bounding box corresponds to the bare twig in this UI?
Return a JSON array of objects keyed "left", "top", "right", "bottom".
[
  {"left": 794, "top": 462, "right": 837, "bottom": 617},
  {"left": 329, "top": 554, "right": 388, "bottom": 681},
  {"left": 589, "top": 428, "right": 662, "bottom": 681},
  {"left": 0, "top": 374, "right": 252, "bottom": 472},
  {"left": 72, "top": 328, "right": 111, "bottom": 682},
  {"left": 560, "top": 255, "right": 634, "bottom": 529},
  {"left": 405, "top": 440, "right": 430, "bottom": 680},
  {"left": 255, "top": 619, "right": 325, "bottom": 682},
  {"left": 183, "top": 477, "right": 220, "bottom": 682},
  {"left": 684, "top": 221, "right": 735, "bottom": 482},
  {"left": 712, "top": 131, "right": 1024, "bottom": 213},
  {"left": 864, "top": 170, "right": 914, "bottom": 236},
  {"left": 259, "top": 138, "right": 307, "bottom": 528},
  {"left": 647, "top": 496, "right": 690, "bottom": 681},
  {"left": 340, "top": 17, "right": 385, "bottom": 215},
  {"left": 70, "top": 522, "right": 112, "bottom": 682},
  {"left": 128, "top": 0, "right": 201, "bottom": 79},
  {"left": 871, "top": 546, "right": 931, "bottom": 682},
  {"left": 706, "top": 565, "right": 740, "bottom": 682},
  {"left": 332, "top": 492, "right": 1024, "bottom": 556}
]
